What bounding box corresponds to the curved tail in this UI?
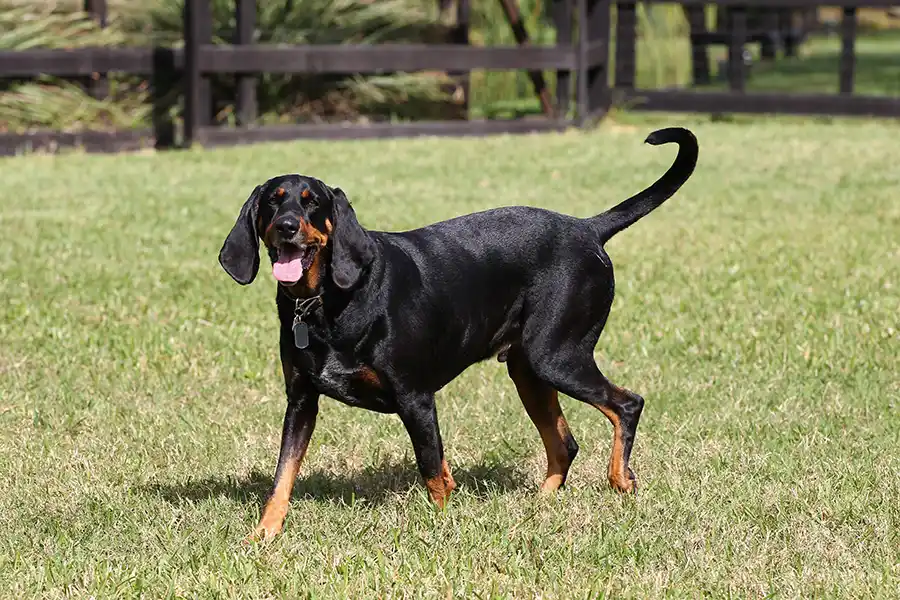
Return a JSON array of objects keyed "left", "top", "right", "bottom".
[{"left": 593, "top": 127, "right": 698, "bottom": 244}]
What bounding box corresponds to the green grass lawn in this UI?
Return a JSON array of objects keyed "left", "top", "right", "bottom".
[{"left": 1, "top": 116, "right": 898, "bottom": 598}]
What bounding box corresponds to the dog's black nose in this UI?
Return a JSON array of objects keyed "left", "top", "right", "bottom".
[{"left": 274, "top": 216, "right": 300, "bottom": 238}]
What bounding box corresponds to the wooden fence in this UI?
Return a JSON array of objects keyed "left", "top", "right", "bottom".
[
  {"left": 0, "top": 0, "right": 607, "bottom": 154},
  {"left": 180, "top": 0, "right": 616, "bottom": 147},
  {"left": 617, "top": 0, "right": 900, "bottom": 117},
  {"left": 0, "top": 0, "right": 898, "bottom": 156}
]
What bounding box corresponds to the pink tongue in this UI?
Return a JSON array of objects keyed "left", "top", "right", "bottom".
[{"left": 272, "top": 248, "right": 304, "bottom": 283}]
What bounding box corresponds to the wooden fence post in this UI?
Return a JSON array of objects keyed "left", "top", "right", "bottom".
[
  {"left": 84, "top": 0, "right": 107, "bottom": 27},
  {"left": 585, "top": 0, "right": 611, "bottom": 119},
  {"left": 184, "top": 0, "right": 212, "bottom": 147},
  {"left": 781, "top": 8, "right": 799, "bottom": 58},
  {"left": 235, "top": 0, "right": 257, "bottom": 126},
  {"left": 727, "top": 5, "right": 746, "bottom": 93},
  {"left": 454, "top": 0, "right": 471, "bottom": 117},
  {"left": 151, "top": 48, "right": 177, "bottom": 149},
  {"left": 84, "top": 0, "right": 108, "bottom": 100},
  {"left": 759, "top": 8, "right": 778, "bottom": 61},
  {"left": 839, "top": 6, "right": 857, "bottom": 95},
  {"left": 551, "top": 0, "right": 574, "bottom": 117},
  {"left": 576, "top": 0, "right": 587, "bottom": 122},
  {"left": 614, "top": 2, "right": 636, "bottom": 89},
  {"left": 685, "top": 4, "right": 710, "bottom": 85}
]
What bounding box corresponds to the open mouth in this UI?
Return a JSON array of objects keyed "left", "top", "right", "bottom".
[{"left": 272, "top": 243, "right": 318, "bottom": 284}]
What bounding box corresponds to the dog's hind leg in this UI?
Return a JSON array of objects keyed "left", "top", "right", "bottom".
[
  {"left": 532, "top": 352, "right": 644, "bottom": 493},
  {"left": 506, "top": 347, "right": 579, "bottom": 492},
  {"left": 516, "top": 271, "right": 643, "bottom": 493}
]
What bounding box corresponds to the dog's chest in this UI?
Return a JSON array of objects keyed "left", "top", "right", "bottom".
[{"left": 304, "top": 349, "right": 393, "bottom": 413}]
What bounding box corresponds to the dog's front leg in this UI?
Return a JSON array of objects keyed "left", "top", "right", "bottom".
[
  {"left": 397, "top": 393, "right": 456, "bottom": 508},
  {"left": 249, "top": 337, "right": 319, "bottom": 541},
  {"left": 250, "top": 392, "right": 318, "bottom": 541}
]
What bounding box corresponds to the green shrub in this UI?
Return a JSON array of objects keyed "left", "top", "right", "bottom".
[
  {"left": 0, "top": 2, "right": 149, "bottom": 132},
  {"left": 0, "top": 1, "right": 126, "bottom": 48},
  {"left": 0, "top": 0, "right": 460, "bottom": 132}
]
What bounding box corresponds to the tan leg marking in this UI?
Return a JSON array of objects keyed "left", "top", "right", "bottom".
[
  {"left": 425, "top": 459, "right": 456, "bottom": 508},
  {"left": 596, "top": 404, "right": 633, "bottom": 493},
  {"left": 508, "top": 355, "right": 575, "bottom": 492}
]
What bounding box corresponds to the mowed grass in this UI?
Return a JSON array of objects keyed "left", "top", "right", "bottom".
[{"left": 1, "top": 116, "right": 898, "bottom": 599}]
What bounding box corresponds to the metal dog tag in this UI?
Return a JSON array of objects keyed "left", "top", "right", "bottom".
[{"left": 293, "top": 319, "right": 309, "bottom": 349}]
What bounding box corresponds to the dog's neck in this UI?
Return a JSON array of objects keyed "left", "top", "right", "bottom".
[
  {"left": 276, "top": 238, "right": 383, "bottom": 326},
  {"left": 278, "top": 281, "right": 321, "bottom": 300},
  {"left": 275, "top": 264, "right": 360, "bottom": 319}
]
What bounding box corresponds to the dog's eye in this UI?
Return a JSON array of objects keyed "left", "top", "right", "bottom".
[
  {"left": 300, "top": 188, "right": 318, "bottom": 207},
  {"left": 300, "top": 188, "right": 317, "bottom": 204}
]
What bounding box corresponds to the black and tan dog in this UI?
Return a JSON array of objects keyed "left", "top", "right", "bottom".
[{"left": 219, "top": 127, "right": 698, "bottom": 539}]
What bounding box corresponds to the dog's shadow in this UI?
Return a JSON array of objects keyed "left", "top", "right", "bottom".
[{"left": 144, "top": 458, "right": 530, "bottom": 507}]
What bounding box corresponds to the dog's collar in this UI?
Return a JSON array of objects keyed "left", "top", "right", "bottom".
[
  {"left": 292, "top": 293, "right": 323, "bottom": 320},
  {"left": 283, "top": 290, "right": 323, "bottom": 350},
  {"left": 278, "top": 284, "right": 324, "bottom": 312}
]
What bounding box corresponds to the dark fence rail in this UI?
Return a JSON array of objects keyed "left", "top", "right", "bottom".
[
  {"left": 0, "top": 0, "right": 897, "bottom": 156},
  {"left": 0, "top": 48, "right": 181, "bottom": 76},
  {"left": 196, "top": 45, "right": 577, "bottom": 74}
]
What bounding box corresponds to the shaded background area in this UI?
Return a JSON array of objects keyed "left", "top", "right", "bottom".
[
  {"left": 3, "top": 1, "right": 900, "bottom": 132},
  {"left": 476, "top": 3, "right": 900, "bottom": 117}
]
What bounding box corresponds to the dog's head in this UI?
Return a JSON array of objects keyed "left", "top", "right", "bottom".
[{"left": 218, "top": 175, "right": 375, "bottom": 294}]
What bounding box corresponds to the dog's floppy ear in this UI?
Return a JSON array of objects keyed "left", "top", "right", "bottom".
[
  {"left": 329, "top": 187, "right": 374, "bottom": 290},
  {"left": 218, "top": 185, "right": 262, "bottom": 285}
]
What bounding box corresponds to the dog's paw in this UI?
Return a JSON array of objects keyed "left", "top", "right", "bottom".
[
  {"left": 609, "top": 467, "right": 638, "bottom": 495},
  {"left": 538, "top": 474, "right": 566, "bottom": 493},
  {"left": 242, "top": 521, "right": 283, "bottom": 545}
]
